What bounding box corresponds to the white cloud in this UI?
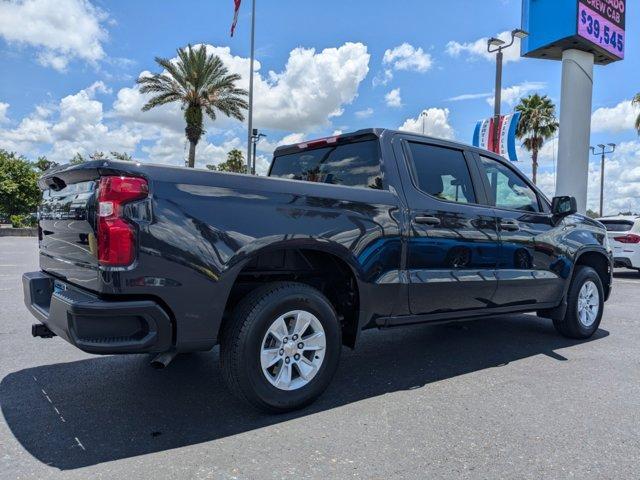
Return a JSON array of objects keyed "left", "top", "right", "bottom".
[
  {"left": 591, "top": 99, "right": 640, "bottom": 134},
  {"left": 0, "top": 41, "right": 372, "bottom": 172},
  {"left": 256, "top": 132, "right": 306, "bottom": 154},
  {"left": 449, "top": 82, "right": 547, "bottom": 108},
  {"left": 0, "top": 80, "right": 315, "bottom": 172},
  {"left": 486, "top": 81, "right": 548, "bottom": 108},
  {"left": 355, "top": 107, "right": 374, "bottom": 119},
  {"left": 0, "top": 0, "right": 109, "bottom": 71},
  {"left": 517, "top": 139, "right": 640, "bottom": 214},
  {"left": 0, "top": 82, "right": 139, "bottom": 162},
  {"left": 139, "top": 129, "right": 187, "bottom": 166},
  {"left": 0, "top": 103, "right": 9, "bottom": 123},
  {"left": 113, "top": 42, "right": 370, "bottom": 133},
  {"left": 385, "top": 88, "right": 402, "bottom": 108},
  {"left": 112, "top": 74, "right": 186, "bottom": 134},
  {"left": 254, "top": 42, "right": 369, "bottom": 130},
  {"left": 399, "top": 108, "right": 455, "bottom": 140},
  {"left": 383, "top": 43, "right": 433, "bottom": 72},
  {"left": 583, "top": 141, "right": 640, "bottom": 214},
  {"left": 372, "top": 69, "right": 393, "bottom": 87},
  {"left": 448, "top": 92, "right": 492, "bottom": 102},
  {"left": 446, "top": 31, "right": 523, "bottom": 64}
]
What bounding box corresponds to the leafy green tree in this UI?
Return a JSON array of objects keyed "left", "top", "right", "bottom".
[
  {"left": 69, "top": 153, "right": 86, "bottom": 165},
  {"left": 0, "top": 150, "right": 41, "bottom": 217},
  {"left": 68, "top": 151, "right": 134, "bottom": 164},
  {"left": 633, "top": 93, "right": 640, "bottom": 133},
  {"left": 89, "top": 151, "right": 107, "bottom": 160},
  {"left": 206, "top": 149, "right": 247, "bottom": 173},
  {"left": 110, "top": 151, "right": 133, "bottom": 161},
  {"left": 33, "top": 156, "right": 59, "bottom": 172},
  {"left": 138, "top": 44, "right": 248, "bottom": 168},
  {"left": 515, "top": 94, "right": 559, "bottom": 185}
]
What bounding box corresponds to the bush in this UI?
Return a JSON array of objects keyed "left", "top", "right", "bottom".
[
  {"left": 0, "top": 150, "right": 41, "bottom": 217},
  {"left": 9, "top": 214, "right": 36, "bottom": 228}
]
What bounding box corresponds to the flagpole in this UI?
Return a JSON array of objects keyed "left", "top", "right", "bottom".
[{"left": 246, "top": 0, "right": 256, "bottom": 174}]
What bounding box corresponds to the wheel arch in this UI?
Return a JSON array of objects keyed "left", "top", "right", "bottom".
[
  {"left": 573, "top": 247, "right": 612, "bottom": 301},
  {"left": 219, "top": 239, "right": 365, "bottom": 348}
]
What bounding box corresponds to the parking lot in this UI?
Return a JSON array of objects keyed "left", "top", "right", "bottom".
[{"left": 1, "top": 236, "right": 639, "bottom": 479}]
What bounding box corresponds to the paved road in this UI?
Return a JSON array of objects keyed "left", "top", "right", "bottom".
[{"left": 1, "top": 237, "right": 639, "bottom": 479}]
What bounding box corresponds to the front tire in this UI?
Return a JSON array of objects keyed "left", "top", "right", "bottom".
[
  {"left": 220, "top": 282, "right": 341, "bottom": 413},
  {"left": 553, "top": 265, "right": 604, "bottom": 339}
]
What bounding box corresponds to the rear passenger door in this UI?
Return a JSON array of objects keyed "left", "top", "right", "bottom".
[
  {"left": 475, "top": 154, "right": 565, "bottom": 307},
  {"left": 396, "top": 138, "right": 500, "bottom": 316}
]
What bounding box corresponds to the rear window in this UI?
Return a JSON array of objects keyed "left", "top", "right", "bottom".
[
  {"left": 599, "top": 220, "right": 635, "bottom": 232},
  {"left": 269, "top": 140, "right": 383, "bottom": 190}
]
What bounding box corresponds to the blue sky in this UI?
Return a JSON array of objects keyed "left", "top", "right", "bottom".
[{"left": 0, "top": 0, "right": 638, "bottom": 213}]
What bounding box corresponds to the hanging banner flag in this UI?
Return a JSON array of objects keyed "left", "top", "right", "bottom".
[
  {"left": 230, "top": 0, "right": 242, "bottom": 37},
  {"left": 473, "top": 112, "right": 521, "bottom": 162}
]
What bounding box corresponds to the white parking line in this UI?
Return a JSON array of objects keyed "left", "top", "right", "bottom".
[{"left": 615, "top": 280, "right": 640, "bottom": 285}]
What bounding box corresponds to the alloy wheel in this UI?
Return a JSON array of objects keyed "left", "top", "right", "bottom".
[{"left": 260, "top": 310, "right": 327, "bottom": 391}]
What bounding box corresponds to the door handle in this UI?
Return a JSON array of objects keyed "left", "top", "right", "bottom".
[
  {"left": 499, "top": 221, "right": 520, "bottom": 232},
  {"left": 415, "top": 216, "right": 441, "bottom": 226}
]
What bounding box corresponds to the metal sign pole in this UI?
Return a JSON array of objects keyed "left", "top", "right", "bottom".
[
  {"left": 556, "top": 49, "right": 594, "bottom": 214},
  {"left": 493, "top": 49, "right": 503, "bottom": 152},
  {"left": 246, "top": 0, "right": 256, "bottom": 174}
]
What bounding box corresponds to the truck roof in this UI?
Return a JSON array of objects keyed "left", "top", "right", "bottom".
[{"left": 273, "top": 128, "right": 478, "bottom": 157}]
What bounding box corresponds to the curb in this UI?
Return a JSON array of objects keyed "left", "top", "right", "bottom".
[{"left": 0, "top": 228, "right": 38, "bottom": 237}]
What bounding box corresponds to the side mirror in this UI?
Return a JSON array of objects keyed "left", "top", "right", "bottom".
[{"left": 551, "top": 196, "right": 577, "bottom": 216}]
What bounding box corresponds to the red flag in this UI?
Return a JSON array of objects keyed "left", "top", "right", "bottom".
[{"left": 230, "top": 0, "right": 241, "bottom": 37}]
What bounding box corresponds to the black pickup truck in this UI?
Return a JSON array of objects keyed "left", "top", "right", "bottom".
[{"left": 23, "top": 128, "right": 613, "bottom": 412}]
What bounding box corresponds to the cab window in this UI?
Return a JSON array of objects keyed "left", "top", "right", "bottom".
[
  {"left": 269, "top": 140, "right": 383, "bottom": 190},
  {"left": 407, "top": 143, "right": 476, "bottom": 204},
  {"left": 480, "top": 156, "right": 540, "bottom": 212}
]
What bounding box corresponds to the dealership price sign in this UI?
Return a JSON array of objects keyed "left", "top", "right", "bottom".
[
  {"left": 522, "top": 0, "right": 626, "bottom": 65},
  {"left": 578, "top": 0, "right": 625, "bottom": 59}
]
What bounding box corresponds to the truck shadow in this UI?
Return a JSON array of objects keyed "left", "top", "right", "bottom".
[{"left": 1, "top": 314, "right": 608, "bottom": 470}]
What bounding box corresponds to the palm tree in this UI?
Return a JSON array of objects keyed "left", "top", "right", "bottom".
[
  {"left": 515, "top": 94, "right": 559, "bottom": 184},
  {"left": 138, "top": 44, "right": 248, "bottom": 168},
  {"left": 633, "top": 93, "right": 640, "bottom": 133}
]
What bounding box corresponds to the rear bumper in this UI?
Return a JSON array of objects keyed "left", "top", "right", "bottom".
[{"left": 22, "top": 271, "right": 172, "bottom": 354}]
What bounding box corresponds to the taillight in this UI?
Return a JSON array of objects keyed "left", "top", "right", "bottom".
[
  {"left": 97, "top": 176, "right": 148, "bottom": 266},
  {"left": 613, "top": 234, "right": 640, "bottom": 244}
]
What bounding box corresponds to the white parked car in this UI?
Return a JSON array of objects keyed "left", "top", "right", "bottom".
[{"left": 597, "top": 216, "right": 640, "bottom": 271}]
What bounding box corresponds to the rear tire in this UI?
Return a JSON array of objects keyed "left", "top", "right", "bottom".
[
  {"left": 553, "top": 265, "right": 604, "bottom": 339},
  {"left": 220, "top": 282, "right": 341, "bottom": 413}
]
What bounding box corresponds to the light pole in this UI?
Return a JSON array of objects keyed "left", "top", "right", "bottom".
[
  {"left": 487, "top": 29, "right": 528, "bottom": 151},
  {"left": 250, "top": 128, "right": 266, "bottom": 175},
  {"left": 421, "top": 110, "right": 428, "bottom": 135},
  {"left": 590, "top": 144, "right": 616, "bottom": 217}
]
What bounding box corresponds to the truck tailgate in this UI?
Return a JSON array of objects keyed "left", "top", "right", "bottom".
[{"left": 39, "top": 179, "right": 100, "bottom": 289}]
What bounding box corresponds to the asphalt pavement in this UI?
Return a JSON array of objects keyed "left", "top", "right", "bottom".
[{"left": 1, "top": 237, "right": 639, "bottom": 479}]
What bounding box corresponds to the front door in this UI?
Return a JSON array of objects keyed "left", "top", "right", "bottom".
[
  {"left": 398, "top": 140, "right": 500, "bottom": 316},
  {"left": 476, "top": 154, "right": 566, "bottom": 307}
]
